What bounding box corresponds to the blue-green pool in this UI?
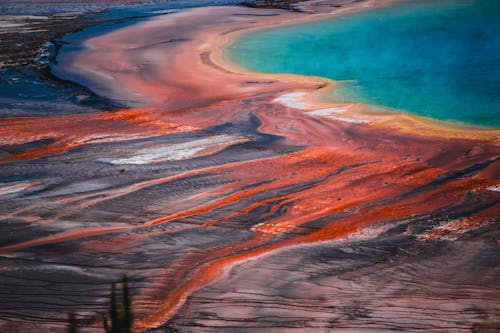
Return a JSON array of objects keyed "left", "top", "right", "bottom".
[{"left": 228, "top": 0, "right": 500, "bottom": 127}]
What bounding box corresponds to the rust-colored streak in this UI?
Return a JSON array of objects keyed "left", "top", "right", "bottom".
[
  {"left": 0, "top": 108, "right": 193, "bottom": 163},
  {"left": 0, "top": 226, "right": 130, "bottom": 255},
  {"left": 136, "top": 232, "right": 274, "bottom": 328}
]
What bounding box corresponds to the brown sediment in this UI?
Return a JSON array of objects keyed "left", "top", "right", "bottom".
[
  {"left": 0, "top": 107, "right": 194, "bottom": 163},
  {"left": 0, "top": 226, "right": 131, "bottom": 255},
  {"left": 1, "top": 1, "right": 499, "bottom": 332},
  {"left": 136, "top": 232, "right": 275, "bottom": 328}
]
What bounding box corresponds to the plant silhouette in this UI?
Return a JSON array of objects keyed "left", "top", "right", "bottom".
[
  {"left": 103, "top": 275, "right": 134, "bottom": 333},
  {"left": 67, "top": 312, "right": 79, "bottom": 333}
]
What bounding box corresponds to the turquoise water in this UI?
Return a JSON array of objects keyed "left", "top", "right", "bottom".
[{"left": 228, "top": 0, "right": 500, "bottom": 127}]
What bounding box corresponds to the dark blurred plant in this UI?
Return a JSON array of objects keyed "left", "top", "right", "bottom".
[
  {"left": 103, "top": 275, "right": 134, "bottom": 333},
  {"left": 67, "top": 312, "right": 79, "bottom": 333}
]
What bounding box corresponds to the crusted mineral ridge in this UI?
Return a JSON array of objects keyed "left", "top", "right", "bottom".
[{"left": 0, "top": 1, "right": 499, "bottom": 332}]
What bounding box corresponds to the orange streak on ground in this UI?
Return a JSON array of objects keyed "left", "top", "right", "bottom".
[
  {"left": 0, "top": 108, "right": 193, "bottom": 163},
  {"left": 137, "top": 232, "right": 274, "bottom": 329},
  {"left": 307, "top": 179, "right": 497, "bottom": 242},
  {"left": 424, "top": 216, "right": 497, "bottom": 241},
  {"left": 276, "top": 166, "right": 442, "bottom": 227},
  {"left": 134, "top": 170, "right": 499, "bottom": 329},
  {"left": 202, "top": 193, "right": 292, "bottom": 227},
  {"left": 478, "top": 159, "right": 500, "bottom": 179},
  {"left": 145, "top": 147, "right": 372, "bottom": 226},
  {"left": 62, "top": 152, "right": 296, "bottom": 211},
  {"left": 0, "top": 226, "right": 130, "bottom": 255},
  {"left": 80, "top": 224, "right": 199, "bottom": 253}
]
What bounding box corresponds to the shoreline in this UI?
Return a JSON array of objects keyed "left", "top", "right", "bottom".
[
  {"left": 210, "top": 1, "right": 500, "bottom": 141},
  {"left": 54, "top": 0, "right": 499, "bottom": 142}
]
